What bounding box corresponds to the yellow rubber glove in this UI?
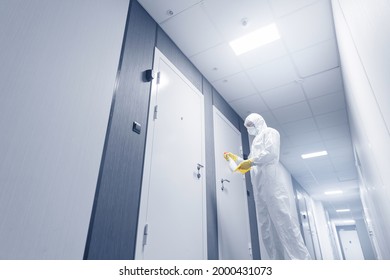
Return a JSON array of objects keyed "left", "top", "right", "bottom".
[
  {"left": 224, "top": 152, "right": 238, "bottom": 162},
  {"left": 235, "top": 159, "right": 253, "bottom": 174}
]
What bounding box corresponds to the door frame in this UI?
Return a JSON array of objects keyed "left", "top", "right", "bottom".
[{"left": 135, "top": 47, "right": 207, "bottom": 259}]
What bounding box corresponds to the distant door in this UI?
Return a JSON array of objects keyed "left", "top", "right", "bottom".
[
  {"left": 135, "top": 48, "right": 206, "bottom": 260},
  {"left": 213, "top": 107, "right": 252, "bottom": 260},
  {"left": 296, "top": 190, "right": 316, "bottom": 259},
  {"left": 338, "top": 227, "right": 365, "bottom": 260}
]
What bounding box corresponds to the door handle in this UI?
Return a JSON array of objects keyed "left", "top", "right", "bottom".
[
  {"left": 196, "top": 163, "right": 204, "bottom": 179},
  {"left": 220, "top": 178, "right": 230, "bottom": 191}
]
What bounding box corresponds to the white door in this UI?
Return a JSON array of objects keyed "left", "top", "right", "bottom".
[
  {"left": 296, "top": 190, "right": 316, "bottom": 259},
  {"left": 213, "top": 107, "right": 252, "bottom": 260},
  {"left": 338, "top": 228, "right": 365, "bottom": 260},
  {"left": 136, "top": 48, "right": 206, "bottom": 260}
]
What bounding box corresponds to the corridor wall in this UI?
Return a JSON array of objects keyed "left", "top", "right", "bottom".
[
  {"left": 332, "top": 0, "right": 390, "bottom": 259},
  {"left": 0, "top": 0, "right": 130, "bottom": 259}
]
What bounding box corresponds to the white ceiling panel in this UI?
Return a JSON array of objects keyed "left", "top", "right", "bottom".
[
  {"left": 309, "top": 91, "right": 346, "bottom": 115},
  {"left": 258, "top": 111, "right": 280, "bottom": 130},
  {"left": 327, "top": 146, "right": 354, "bottom": 160},
  {"left": 246, "top": 56, "right": 298, "bottom": 92},
  {"left": 337, "top": 169, "right": 358, "bottom": 182},
  {"left": 330, "top": 155, "right": 357, "bottom": 171},
  {"left": 315, "top": 109, "right": 349, "bottom": 129},
  {"left": 138, "top": 0, "right": 202, "bottom": 23},
  {"left": 228, "top": 94, "right": 268, "bottom": 119},
  {"left": 311, "top": 170, "right": 339, "bottom": 182},
  {"left": 319, "top": 124, "right": 351, "bottom": 140},
  {"left": 296, "top": 175, "right": 320, "bottom": 188},
  {"left": 304, "top": 157, "right": 334, "bottom": 170},
  {"left": 277, "top": 0, "right": 334, "bottom": 52},
  {"left": 260, "top": 82, "right": 306, "bottom": 109},
  {"left": 324, "top": 136, "right": 353, "bottom": 150},
  {"left": 302, "top": 68, "right": 344, "bottom": 99},
  {"left": 189, "top": 43, "right": 242, "bottom": 81},
  {"left": 291, "top": 39, "right": 339, "bottom": 77},
  {"left": 293, "top": 142, "right": 327, "bottom": 155},
  {"left": 201, "top": 0, "right": 274, "bottom": 41},
  {"left": 270, "top": 0, "right": 321, "bottom": 18},
  {"left": 310, "top": 170, "right": 337, "bottom": 183},
  {"left": 272, "top": 101, "right": 313, "bottom": 124},
  {"left": 282, "top": 117, "right": 318, "bottom": 136},
  {"left": 237, "top": 40, "right": 288, "bottom": 69},
  {"left": 161, "top": 4, "right": 223, "bottom": 57},
  {"left": 288, "top": 130, "right": 322, "bottom": 146},
  {"left": 212, "top": 72, "right": 257, "bottom": 102}
]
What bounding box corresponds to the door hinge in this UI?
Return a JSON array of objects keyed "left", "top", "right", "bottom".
[
  {"left": 157, "top": 71, "right": 161, "bottom": 84},
  {"left": 142, "top": 224, "right": 149, "bottom": 247},
  {"left": 153, "top": 105, "right": 158, "bottom": 120}
]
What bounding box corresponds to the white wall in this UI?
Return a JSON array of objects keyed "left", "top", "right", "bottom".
[
  {"left": 0, "top": 0, "right": 129, "bottom": 259},
  {"left": 332, "top": 0, "right": 390, "bottom": 259}
]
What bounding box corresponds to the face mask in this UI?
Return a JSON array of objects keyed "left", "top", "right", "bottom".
[{"left": 247, "top": 126, "right": 257, "bottom": 136}]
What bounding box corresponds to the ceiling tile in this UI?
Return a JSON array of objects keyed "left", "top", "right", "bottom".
[
  {"left": 281, "top": 158, "right": 306, "bottom": 174},
  {"left": 272, "top": 101, "right": 313, "bottom": 124},
  {"left": 311, "top": 170, "right": 339, "bottom": 182},
  {"left": 228, "top": 94, "right": 268, "bottom": 120},
  {"left": 302, "top": 68, "right": 344, "bottom": 98},
  {"left": 327, "top": 146, "right": 354, "bottom": 160},
  {"left": 270, "top": 0, "right": 320, "bottom": 18},
  {"left": 309, "top": 91, "right": 346, "bottom": 115},
  {"left": 324, "top": 136, "right": 353, "bottom": 150},
  {"left": 237, "top": 40, "right": 288, "bottom": 69},
  {"left": 260, "top": 82, "right": 306, "bottom": 109},
  {"left": 281, "top": 117, "right": 318, "bottom": 136},
  {"left": 319, "top": 124, "right": 351, "bottom": 140},
  {"left": 337, "top": 169, "right": 358, "bottom": 182},
  {"left": 212, "top": 72, "right": 257, "bottom": 102},
  {"left": 277, "top": 0, "right": 335, "bottom": 52},
  {"left": 315, "top": 109, "right": 349, "bottom": 129},
  {"left": 160, "top": 4, "right": 223, "bottom": 56},
  {"left": 246, "top": 56, "right": 299, "bottom": 92},
  {"left": 330, "top": 155, "right": 356, "bottom": 171},
  {"left": 138, "top": 0, "right": 202, "bottom": 23},
  {"left": 288, "top": 130, "right": 322, "bottom": 146},
  {"left": 291, "top": 39, "right": 339, "bottom": 77},
  {"left": 189, "top": 43, "right": 242, "bottom": 81},
  {"left": 304, "top": 157, "right": 334, "bottom": 170},
  {"left": 201, "top": 0, "right": 274, "bottom": 41},
  {"left": 258, "top": 111, "right": 280, "bottom": 130}
]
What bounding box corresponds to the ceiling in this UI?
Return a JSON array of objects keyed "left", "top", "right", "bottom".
[{"left": 137, "top": 0, "right": 363, "bottom": 220}]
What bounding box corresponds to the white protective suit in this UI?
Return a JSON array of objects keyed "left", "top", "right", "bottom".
[{"left": 244, "top": 113, "right": 311, "bottom": 260}]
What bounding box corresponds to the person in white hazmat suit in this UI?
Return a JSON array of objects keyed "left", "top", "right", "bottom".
[{"left": 225, "top": 113, "right": 311, "bottom": 260}]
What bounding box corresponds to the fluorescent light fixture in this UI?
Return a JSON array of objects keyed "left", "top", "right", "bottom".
[
  {"left": 324, "top": 190, "right": 343, "bottom": 195},
  {"left": 229, "top": 23, "right": 280, "bottom": 55},
  {"left": 336, "top": 209, "right": 350, "bottom": 213},
  {"left": 343, "top": 219, "right": 355, "bottom": 224},
  {"left": 301, "top": 150, "right": 328, "bottom": 159}
]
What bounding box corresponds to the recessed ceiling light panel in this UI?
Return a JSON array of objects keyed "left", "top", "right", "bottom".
[
  {"left": 324, "top": 190, "right": 343, "bottom": 195},
  {"left": 301, "top": 150, "right": 328, "bottom": 159},
  {"left": 229, "top": 23, "right": 280, "bottom": 55},
  {"left": 336, "top": 209, "right": 350, "bottom": 212}
]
